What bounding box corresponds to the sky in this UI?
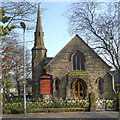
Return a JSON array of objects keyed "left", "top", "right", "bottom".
[
  {"left": 41, "top": 2, "right": 73, "bottom": 57},
  {"left": 18, "top": 1, "right": 120, "bottom": 59},
  {"left": 24, "top": 2, "right": 73, "bottom": 57}
]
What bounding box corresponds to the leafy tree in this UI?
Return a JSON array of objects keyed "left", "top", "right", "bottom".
[
  {"left": 2, "top": 2, "right": 45, "bottom": 30},
  {"left": 0, "top": 8, "right": 17, "bottom": 104},
  {"left": 0, "top": 7, "right": 16, "bottom": 35},
  {"left": 66, "top": 2, "right": 120, "bottom": 73},
  {"left": 1, "top": 1, "right": 46, "bottom": 36}
]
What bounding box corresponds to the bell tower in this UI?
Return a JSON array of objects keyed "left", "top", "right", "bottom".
[{"left": 32, "top": 3, "right": 47, "bottom": 98}]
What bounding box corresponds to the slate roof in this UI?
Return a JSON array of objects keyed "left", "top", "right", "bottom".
[
  {"left": 111, "top": 70, "right": 120, "bottom": 83},
  {"left": 44, "top": 57, "right": 53, "bottom": 65}
]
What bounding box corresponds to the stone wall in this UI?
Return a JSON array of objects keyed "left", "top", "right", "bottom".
[
  {"left": 45, "top": 35, "right": 115, "bottom": 99},
  {"left": 32, "top": 48, "right": 47, "bottom": 98}
]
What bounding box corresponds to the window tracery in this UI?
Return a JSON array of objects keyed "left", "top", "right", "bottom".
[{"left": 72, "top": 50, "right": 85, "bottom": 70}]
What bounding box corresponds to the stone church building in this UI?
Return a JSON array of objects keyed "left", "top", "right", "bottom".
[{"left": 32, "top": 4, "right": 115, "bottom": 100}]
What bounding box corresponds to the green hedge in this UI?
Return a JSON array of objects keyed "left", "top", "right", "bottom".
[
  {"left": 3, "top": 100, "right": 89, "bottom": 114},
  {"left": 4, "top": 100, "right": 89, "bottom": 109}
]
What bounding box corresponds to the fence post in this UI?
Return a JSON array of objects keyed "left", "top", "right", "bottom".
[{"left": 89, "top": 92, "right": 96, "bottom": 112}]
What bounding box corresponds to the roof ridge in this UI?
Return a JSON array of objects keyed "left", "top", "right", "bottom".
[{"left": 46, "top": 34, "right": 78, "bottom": 66}]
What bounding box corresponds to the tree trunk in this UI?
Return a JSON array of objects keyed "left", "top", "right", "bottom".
[{"left": 17, "top": 81, "right": 20, "bottom": 100}]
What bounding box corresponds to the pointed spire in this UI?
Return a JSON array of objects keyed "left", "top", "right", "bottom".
[
  {"left": 36, "top": 3, "right": 41, "bottom": 32},
  {"left": 34, "top": 3, "right": 46, "bottom": 49}
]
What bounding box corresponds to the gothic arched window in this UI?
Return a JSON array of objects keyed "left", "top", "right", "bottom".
[
  {"left": 55, "top": 80, "right": 59, "bottom": 90},
  {"left": 97, "top": 78, "right": 104, "bottom": 90},
  {"left": 54, "top": 78, "right": 60, "bottom": 91},
  {"left": 99, "top": 80, "right": 102, "bottom": 90},
  {"left": 54, "top": 78, "right": 60, "bottom": 98},
  {"left": 72, "top": 50, "right": 85, "bottom": 70}
]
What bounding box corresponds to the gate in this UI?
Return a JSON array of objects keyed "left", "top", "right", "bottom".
[{"left": 96, "top": 98, "right": 116, "bottom": 111}]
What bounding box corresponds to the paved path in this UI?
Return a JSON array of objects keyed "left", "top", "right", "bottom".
[{"left": 1, "top": 111, "right": 119, "bottom": 120}]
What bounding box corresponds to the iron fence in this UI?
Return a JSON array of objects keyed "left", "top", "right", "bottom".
[
  {"left": 3, "top": 96, "right": 118, "bottom": 113},
  {"left": 3, "top": 97, "right": 89, "bottom": 113}
]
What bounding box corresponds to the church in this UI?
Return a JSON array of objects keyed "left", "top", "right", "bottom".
[{"left": 32, "top": 4, "right": 115, "bottom": 100}]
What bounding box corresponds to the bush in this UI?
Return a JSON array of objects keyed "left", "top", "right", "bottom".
[
  {"left": 3, "top": 99, "right": 89, "bottom": 114},
  {"left": 3, "top": 102, "right": 23, "bottom": 110}
]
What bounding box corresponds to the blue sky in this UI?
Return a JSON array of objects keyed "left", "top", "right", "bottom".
[
  {"left": 21, "top": 1, "right": 120, "bottom": 59},
  {"left": 25, "top": 2, "right": 73, "bottom": 57},
  {"left": 42, "top": 2, "right": 73, "bottom": 57}
]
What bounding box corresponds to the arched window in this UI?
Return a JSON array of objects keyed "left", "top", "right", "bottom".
[
  {"left": 55, "top": 80, "right": 59, "bottom": 90},
  {"left": 54, "top": 78, "right": 60, "bottom": 91},
  {"left": 97, "top": 78, "right": 104, "bottom": 90},
  {"left": 53, "top": 78, "right": 60, "bottom": 98},
  {"left": 98, "top": 80, "right": 102, "bottom": 90},
  {"left": 72, "top": 50, "right": 85, "bottom": 70}
]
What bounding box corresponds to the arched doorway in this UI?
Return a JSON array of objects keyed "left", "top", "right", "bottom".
[{"left": 72, "top": 79, "right": 87, "bottom": 99}]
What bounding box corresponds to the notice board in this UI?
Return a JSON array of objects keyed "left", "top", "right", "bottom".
[{"left": 40, "top": 74, "right": 52, "bottom": 94}]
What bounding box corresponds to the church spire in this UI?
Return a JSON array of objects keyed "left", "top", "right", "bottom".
[{"left": 34, "top": 3, "right": 46, "bottom": 49}]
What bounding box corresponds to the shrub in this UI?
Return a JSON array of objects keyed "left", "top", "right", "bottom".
[
  {"left": 106, "top": 100, "right": 115, "bottom": 108},
  {"left": 4, "top": 99, "right": 89, "bottom": 112},
  {"left": 3, "top": 103, "right": 11, "bottom": 109}
]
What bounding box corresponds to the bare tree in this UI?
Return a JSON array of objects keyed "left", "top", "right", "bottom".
[
  {"left": 1, "top": 29, "right": 31, "bottom": 98},
  {"left": 1, "top": 1, "right": 45, "bottom": 94},
  {"left": 2, "top": 1, "right": 46, "bottom": 30},
  {"left": 66, "top": 2, "right": 120, "bottom": 73},
  {"left": 1, "top": 31, "right": 19, "bottom": 104},
  {"left": 12, "top": 45, "right": 32, "bottom": 97}
]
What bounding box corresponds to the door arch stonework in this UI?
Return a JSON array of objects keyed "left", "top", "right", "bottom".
[{"left": 72, "top": 78, "right": 87, "bottom": 99}]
